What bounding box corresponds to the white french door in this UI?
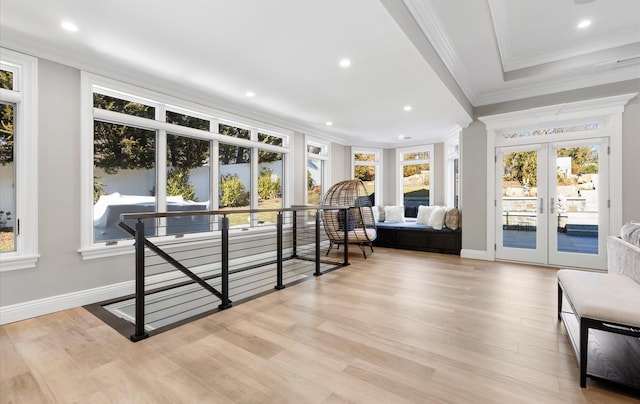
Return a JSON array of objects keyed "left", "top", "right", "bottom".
[{"left": 495, "top": 138, "right": 608, "bottom": 269}]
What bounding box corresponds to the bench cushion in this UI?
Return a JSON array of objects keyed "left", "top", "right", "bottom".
[{"left": 558, "top": 269, "right": 640, "bottom": 328}]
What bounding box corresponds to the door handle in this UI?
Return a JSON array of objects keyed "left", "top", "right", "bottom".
[
  {"left": 550, "top": 197, "right": 554, "bottom": 214},
  {"left": 540, "top": 198, "right": 543, "bottom": 214}
]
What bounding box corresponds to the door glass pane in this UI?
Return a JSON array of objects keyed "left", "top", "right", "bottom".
[
  {"left": 0, "top": 102, "right": 15, "bottom": 252},
  {"left": 555, "top": 146, "right": 598, "bottom": 254},
  {"left": 502, "top": 151, "right": 537, "bottom": 249}
]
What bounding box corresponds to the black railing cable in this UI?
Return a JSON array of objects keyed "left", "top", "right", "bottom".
[
  {"left": 118, "top": 221, "right": 226, "bottom": 303},
  {"left": 116, "top": 206, "right": 348, "bottom": 341}
]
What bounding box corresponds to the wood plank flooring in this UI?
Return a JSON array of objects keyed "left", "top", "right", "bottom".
[{"left": 2, "top": 248, "right": 639, "bottom": 403}]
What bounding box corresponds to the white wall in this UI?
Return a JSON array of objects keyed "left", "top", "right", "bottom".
[
  {"left": 621, "top": 95, "right": 640, "bottom": 223},
  {"left": 460, "top": 121, "right": 488, "bottom": 252},
  {"left": 330, "top": 142, "right": 350, "bottom": 186},
  {"left": 432, "top": 142, "right": 445, "bottom": 206},
  {"left": 0, "top": 59, "right": 137, "bottom": 309}
]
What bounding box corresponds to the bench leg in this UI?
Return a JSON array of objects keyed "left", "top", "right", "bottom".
[
  {"left": 557, "top": 283, "right": 563, "bottom": 321},
  {"left": 579, "top": 319, "right": 589, "bottom": 388}
]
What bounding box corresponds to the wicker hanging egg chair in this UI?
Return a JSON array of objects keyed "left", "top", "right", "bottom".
[{"left": 321, "top": 179, "right": 377, "bottom": 258}]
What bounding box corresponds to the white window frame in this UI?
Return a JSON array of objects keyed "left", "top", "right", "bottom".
[
  {"left": 444, "top": 133, "right": 460, "bottom": 208},
  {"left": 396, "top": 145, "right": 433, "bottom": 206},
  {"left": 352, "top": 147, "right": 382, "bottom": 204},
  {"left": 0, "top": 49, "right": 39, "bottom": 271},
  {"left": 305, "top": 137, "right": 329, "bottom": 205},
  {"left": 80, "top": 72, "right": 291, "bottom": 259}
]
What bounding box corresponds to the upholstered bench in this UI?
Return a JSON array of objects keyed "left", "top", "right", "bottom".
[{"left": 557, "top": 235, "right": 640, "bottom": 388}]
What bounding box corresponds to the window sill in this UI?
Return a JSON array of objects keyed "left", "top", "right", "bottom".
[
  {"left": 0, "top": 253, "right": 40, "bottom": 272},
  {"left": 78, "top": 242, "right": 135, "bottom": 260}
]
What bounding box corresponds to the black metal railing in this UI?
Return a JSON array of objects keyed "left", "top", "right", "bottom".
[{"left": 115, "top": 206, "right": 351, "bottom": 341}]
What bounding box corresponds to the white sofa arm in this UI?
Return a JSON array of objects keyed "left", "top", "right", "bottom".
[{"left": 607, "top": 236, "right": 640, "bottom": 283}]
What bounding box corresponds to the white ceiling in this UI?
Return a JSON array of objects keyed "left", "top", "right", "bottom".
[
  {"left": 407, "top": 0, "right": 640, "bottom": 106},
  {"left": 1, "top": 0, "right": 638, "bottom": 146}
]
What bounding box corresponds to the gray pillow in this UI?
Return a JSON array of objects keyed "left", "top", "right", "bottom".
[
  {"left": 621, "top": 222, "right": 640, "bottom": 246},
  {"left": 444, "top": 208, "right": 460, "bottom": 230}
]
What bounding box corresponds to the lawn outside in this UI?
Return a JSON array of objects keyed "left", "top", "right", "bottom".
[{"left": 0, "top": 231, "right": 14, "bottom": 252}]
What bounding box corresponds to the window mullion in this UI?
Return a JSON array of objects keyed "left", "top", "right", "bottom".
[
  {"left": 211, "top": 140, "right": 220, "bottom": 210},
  {"left": 251, "top": 146, "right": 258, "bottom": 225},
  {"left": 0, "top": 89, "right": 21, "bottom": 104}
]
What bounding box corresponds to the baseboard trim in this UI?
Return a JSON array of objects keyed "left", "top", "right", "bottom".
[
  {"left": 0, "top": 281, "right": 134, "bottom": 325},
  {"left": 460, "top": 249, "right": 490, "bottom": 260},
  {"left": 0, "top": 249, "right": 303, "bottom": 325}
]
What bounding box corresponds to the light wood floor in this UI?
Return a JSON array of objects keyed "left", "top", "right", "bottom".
[{"left": 2, "top": 248, "right": 639, "bottom": 403}]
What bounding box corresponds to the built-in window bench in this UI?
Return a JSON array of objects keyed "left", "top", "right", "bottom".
[{"left": 373, "top": 221, "right": 461, "bottom": 255}]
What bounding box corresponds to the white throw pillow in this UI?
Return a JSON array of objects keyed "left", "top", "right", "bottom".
[
  {"left": 428, "top": 206, "right": 447, "bottom": 230},
  {"left": 384, "top": 205, "right": 405, "bottom": 223},
  {"left": 416, "top": 205, "right": 436, "bottom": 225},
  {"left": 372, "top": 206, "right": 380, "bottom": 222},
  {"left": 621, "top": 222, "right": 640, "bottom": 246},
  {"left": 375, "top": 205, "right": 385, "bottom": 222}
]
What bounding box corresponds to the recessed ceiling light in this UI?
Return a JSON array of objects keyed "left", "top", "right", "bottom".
[
  {"left": 577, "top": 19, "right": 591, "bottom": 29},
  {"left": 339, "top": 59, "right": 351, "bottom": 68},
  {"left": 398, "top": 135, "right": 412, "bottom": 140},
  {"left": 403, "top": 105, "right": 412, "bottom": 111},
  {"left": 245, "top": 91, "right": 255, "bottom": 97},
  {"left": 326, "top": 121, "right": 333, "bottom": 126},
  {"left": 61, "top": 21, "right": 79, "bottom": 32}
]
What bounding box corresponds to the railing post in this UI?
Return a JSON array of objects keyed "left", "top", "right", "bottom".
[
  {"left": 130, "top": 220, "right": 149, "bottom": 342},
  {"left": 315, "top": 209, "right": 321, "bottom": 276},
  {"left": 291, "top": 210, "right": 298, "bottom": 258},
  {"left": 219, "top": 216, "right": 232, "bottom": 309},
  {"left": 275, "top": 212, "right": 285, "bottom": 289}
]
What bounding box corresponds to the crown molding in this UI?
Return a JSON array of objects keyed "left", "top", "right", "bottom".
[
  {"left": 474, "top": 65, "right": 640, "bottom": 106},
  {"left": 478, "top": 92, "right": 637, "bottom": 129}
]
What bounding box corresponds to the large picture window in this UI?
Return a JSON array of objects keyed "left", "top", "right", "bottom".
[
  {"left": 0, "top": 49, "right": 38, "bottom": 271},
  {"left": 352, "top": 148, "right": 381, "bottom": 205},
  {"left": 219, "top": 142, "right": 251, "bottom": 227},
  {"left": 306, "top": 139, "right": 328, "bottom": 205},
  {"left": 397, "top": 146, "right": 432, "bottom": 217},
  {"left": 81, "top": 73, "right": 290, "bottom": 257}
]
